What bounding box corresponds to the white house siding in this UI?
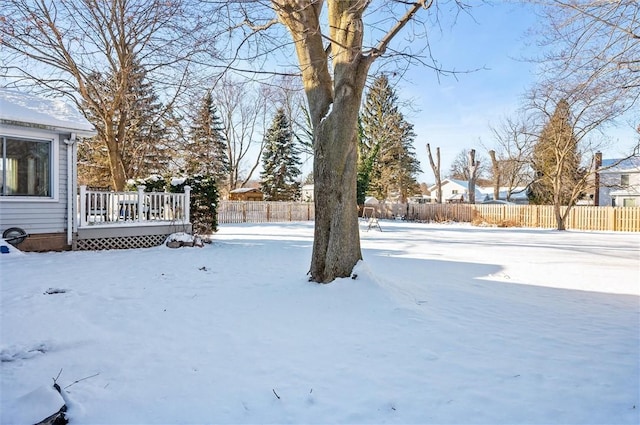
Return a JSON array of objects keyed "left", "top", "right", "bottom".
[
  {"left": 599, "top": 172, "right": 640, "bottom": 206},
  {"left": 428, "top": 179, "right": 489, "bottom": 204},
  {"left": 598, "top": 158, "right": 640, "bottom": 207},
  {"left": 0, "top": 128, "right": 69, "bottom": 248},
  {"left": 1, "top": 89, "right": 94, "bottom": 251}
]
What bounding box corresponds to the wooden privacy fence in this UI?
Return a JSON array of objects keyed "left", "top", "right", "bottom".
[
  {"left": 375, "top": 203, "right": 640, "bottom": 232},
  {"left": 218, "top": 201, "right": 314, "bottom": 223},
  {"left": 217, "top": 201, "right": 639, "bottom": 232}
]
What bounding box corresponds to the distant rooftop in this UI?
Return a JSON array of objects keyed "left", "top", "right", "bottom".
[
  {"left": 230, "top": 187, "right": 262, "bottom": 193},
  {"left": 600, "top": 156, "right": 640, "bottom": 173}
]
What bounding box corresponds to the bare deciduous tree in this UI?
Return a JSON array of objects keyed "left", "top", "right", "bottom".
[
  {"left": 207, "top": 0, "right": 476, "bottom": 282},
  {"left": 527, "top": 83, "right": 639, "bottom": 230},
  {"left": 487, "top": 114, "right": 536, "bottom": 201},
  {"left": 426, "top": 143, "right": 442, "bottom": 203},
  {"left": 488, "top": 150, "right": 500, "bottom": 201},
  {"left": 0, "top": 0, "right": 214, "bottom": 190},
  {"left": 525, "top": 0, "right": 640, "bottom": 229},
  {"left": 533, "top": 0, "right": 639, "bottom": 125},
  {"left": 449, "top": 148, "right": 489, "bottom": 181},
  {"left": 270, "top": 0, "right": 454, "bottom": 282},
  {"left": 213, "top": 76, "right": 271, "bottom": 192},
  {"left": 467, "top": 149, "right": 480, "bottom": 203}
]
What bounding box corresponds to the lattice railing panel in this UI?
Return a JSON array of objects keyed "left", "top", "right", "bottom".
[{"left": 75, "top": 234, "right": 168, "bottom": 251}]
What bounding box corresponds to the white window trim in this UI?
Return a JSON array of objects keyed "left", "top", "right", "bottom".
[{"left": 0, "top": 127, "right": 59, "bottom": 202}]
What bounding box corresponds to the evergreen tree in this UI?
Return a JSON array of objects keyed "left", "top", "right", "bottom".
[
  {"left": 80, "top": 59, "right": 181, "bottom": 186},
  {"left": 357, "top": 117, "right": 378, "bottom": 205},
  {"left": 124, "top": 61, "right": 179, "bottom": 178},
  {"left": 260, "top": 109, "right": 302, "bottom": 201},
  {"left": 529, "top": 99, "right": 582, "bottom": 205},
  {"left": 361, "top": 74, "right": 421, "bottom": 202},
  {"left": 169, "top": 175, "right": 220, "bottom": 235},
  {"left": 77, "top": 136, "right": 112, "bottom": 189},
  {"left": 186, "top": 91, "right": 230, "bottom": 186}
]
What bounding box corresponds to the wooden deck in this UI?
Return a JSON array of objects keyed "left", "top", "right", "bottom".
[{"left": 74, "top": 186, "right": 192, "bottom": 250}]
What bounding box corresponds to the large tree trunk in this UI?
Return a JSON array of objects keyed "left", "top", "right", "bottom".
[
  {"left": 104, "top": 127, "right": 128, "bottom": 191},
  {"left": 312, "top": 121, "right": 361, "bottom": 282},
  {"left": 275, "top": 0, "right": 372, "bottom": 282},
  {"left": 274, "top": 0, "right": 426, "bottom": 282},
  {"left": 489, "top": 149, "right": 500, "bottom": 201},
  {"left": 311, "top": 60, "right": 370, "bottom": 281},
  {"left": 309, "top": 1, "right": 373, "bottom": 282},
  {"left": 426, "top": 143, "right": 442, "bottom": 203},
  {"left": 554, "top": 203, "right": 566, "bottom": 230},
  {"left": 467, "top": 149, "right": 479, "bottom": 204}
]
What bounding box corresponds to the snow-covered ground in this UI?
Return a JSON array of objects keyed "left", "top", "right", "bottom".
[{"left": 1, "top": 221, "right": 639, "bottom": 424}]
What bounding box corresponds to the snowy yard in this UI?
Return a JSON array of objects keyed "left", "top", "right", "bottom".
[{"left": 1, "top": 221, "right": 639, "bottom": 424}]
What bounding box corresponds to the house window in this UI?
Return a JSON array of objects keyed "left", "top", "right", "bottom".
[
  {"left": 0, "top": 136, "right": 52, "bottom": 197},
  {"left": 621, "top": 174, "right": 629, "bottom": 188},
  {"left": 623, "top": 198, "right": 636, "bottom": 207},
  {"left": 452, "top": 189, "right": 458, "bottom": 194}
]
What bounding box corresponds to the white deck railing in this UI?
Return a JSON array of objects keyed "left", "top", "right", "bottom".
[{"left": 78, "top": 185, "right": 191, "bottom": 228}]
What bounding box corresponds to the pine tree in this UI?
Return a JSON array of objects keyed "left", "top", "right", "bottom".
[
  {"left": 361, "top": 74, "right": 421, "bottom": 202},
  {"left": 260, "top": 109, "right": 302, "bottom": 201},
  {"left": 186, "top": 91, "right": 230, "bottom": 186},
  {"left": 169, "top": 175, "right": 220, "bottom": 235},
  {"left": 357, "top": 117, "right": 378, "bottom": 205},
  {"left": 529, "top": 99, "right": 581, "bottom": 206},
  {"left": 81, "top": 59, "right": 181, "bottom": 186},
  {"left": 124, "top": 61, "right": 178, "bottom": 179}
]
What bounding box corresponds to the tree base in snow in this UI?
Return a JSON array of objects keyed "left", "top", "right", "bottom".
[
  {"left": 166, "top": 236, "right": 204, "bottom": 249},
  {"left": 36, "top": 406, "right": 67, "bottom": 425}
]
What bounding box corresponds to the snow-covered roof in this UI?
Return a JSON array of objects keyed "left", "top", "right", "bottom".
[
  {"left": 599, "top": 157, "right": 640, "bottom": 174},
  {"left": 0, "top": 88, "right": 95, "bottom": 136},
  {"left": 448, "top": 178, "right": 469, "bottom": 188},
  {"left": 479, "top": 186, "right": 529, "bottom": 201},
  {"left": 230, "top": 187, "right": 262, "bottom": 193},
  {"left": 364, "top": 196, "right": 379, "bottom": 205},
  {"left": 427, "top": 178, "right": 472, "bottom": 192}
]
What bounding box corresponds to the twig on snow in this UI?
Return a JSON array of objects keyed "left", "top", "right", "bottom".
[{"left": 65, "top": 373, "right": 100, "bottom": 389}]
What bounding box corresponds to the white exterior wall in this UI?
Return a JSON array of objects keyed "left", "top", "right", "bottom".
[
  {"left": 429, "top": 180, "right": 490, "bottom": 203},
  {"left": 599, "top": 171, "right": 640, "bottom": 207},
  {"left": 301, "top": 184, "right": 314, "bottom": 202},
  {"left": 429, "top": 181, "right": 466, "bottom": 203}
]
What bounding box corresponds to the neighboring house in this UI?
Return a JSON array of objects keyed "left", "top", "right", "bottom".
[
  {"left": 597, "top": 156, "right": 640, "bottom": 207},
  {"left": 428, "top": 178, "right": 529, "bottom": 204},
  {"left": 0, "top": 89, "right": 96, "bottom": 251},
  {"left": 480, "top": 187, "right": 529, "bottom": 204},
  {"left": 301, "top": 184, "right": 314, "bottom": 202},
  {"left": 428, "top": 179, "right": 487, "bottom": 204},
  {"left": 229, "top": 187, "right": 264, "bottom": 201},
  {"left": 408, "top": 194, "right": 432, "bottom": 204}
]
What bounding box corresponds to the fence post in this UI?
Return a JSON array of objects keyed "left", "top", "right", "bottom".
[
  {"left": 136, "top": 186, "right": 146, "bottom": 222},
  {"left": 184, "top": 185, "right": 191, "bottom": 224},
  {"left": 242, "top": 202, "right": 247, "bottom": 223},
  {"left": 608, "top": 207, "right": 616, "bottom": 231}
]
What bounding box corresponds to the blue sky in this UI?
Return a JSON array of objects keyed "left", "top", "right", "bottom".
[
  {"left": 386, "top": 1, "right": 637, "bottom": 183},
  {"left": 395, "top": 1, "right": 538, "bottom": 182},
  {"left": 3, "top": 1, "right": 635, "bottom": 185}
]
